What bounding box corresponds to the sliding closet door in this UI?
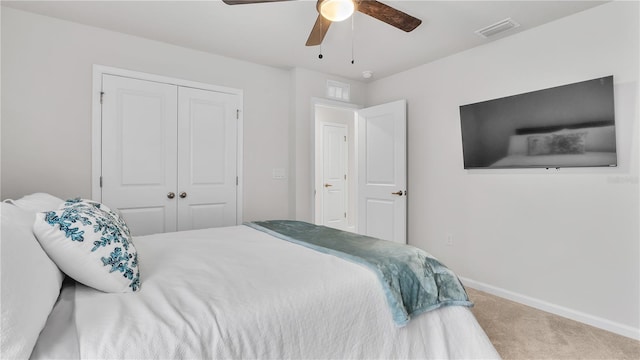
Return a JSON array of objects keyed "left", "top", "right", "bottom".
[
  {"left": 177, "top": 87, "right": 238, "bottom": 231},
  {"left": 101, "top": 75, "right": 178, "bottom": 235}
]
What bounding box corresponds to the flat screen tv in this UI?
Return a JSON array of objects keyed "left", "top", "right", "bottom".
[{"left": 459, "top": 76, "right": 616, "bottom": 169}]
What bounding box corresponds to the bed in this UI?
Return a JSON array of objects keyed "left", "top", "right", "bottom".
[
  {"left": 490, "top": 122, "right": 616, "bottom": 168},
  {"left": 1, "top": 193, "right": 500, "bottom": 359}
]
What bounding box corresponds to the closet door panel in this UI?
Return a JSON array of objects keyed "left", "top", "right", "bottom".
[
  {"left": 177, "top": 87, "right": 238, "bottom": 231},
  {"left": 190, "top": 101, "right": 226, "bottom": 185},
  {"left": 101, "top": 75, "right": 178, "bottom": 236}
]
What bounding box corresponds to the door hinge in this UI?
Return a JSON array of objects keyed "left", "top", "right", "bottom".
[
  {"left": 236, "top": 109, "right": 240, "bottom": 120},
  {"left": 344, "top": 174, "right": 347, "bottom": 180},
  {"left": 100, "top": 91, "right": 104, "bottom": 104},
  {"left": 99, "top": 176, "right": 103, "bottom": 188},
  {"left": 344, "top": 135, "right": 347, "bottom": 142},
  {"left": 236, "top": 176, "right": 238, "bottom": 185},
  {"left": 344, "top": 212, "right": 347, "bottom": 218}
]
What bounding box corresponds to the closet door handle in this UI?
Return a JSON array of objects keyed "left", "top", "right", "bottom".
[
  {"left": 179, "top": 192, "right": 187, "bottom": 199},
  {"left": 167, "top": 192, "right": 176, "bottom": 199}
]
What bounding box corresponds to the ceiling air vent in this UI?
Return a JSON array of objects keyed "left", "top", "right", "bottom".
[{"left": 475, "top": 18, "right": 520, "bottom": 38}]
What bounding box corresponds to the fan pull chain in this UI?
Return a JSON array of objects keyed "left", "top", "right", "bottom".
[
  {"left": 318, "top": 18, "right": 324, "bottom": 59},
  {"left": 351, "top": 15, "right": 355, "bottom": 64}
]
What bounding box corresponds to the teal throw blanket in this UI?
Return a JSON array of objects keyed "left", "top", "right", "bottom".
[{"left": 245, "top": 220, "right": 472, "bottom": 326}]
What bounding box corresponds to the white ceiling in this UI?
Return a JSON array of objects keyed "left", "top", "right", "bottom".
[{"left": 2, "top": 0, "right": 608, "bottom": 81}]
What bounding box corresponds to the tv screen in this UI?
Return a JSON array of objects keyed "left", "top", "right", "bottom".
[{"left": 459, "top": 76, "right": 616, "bottom": 169}]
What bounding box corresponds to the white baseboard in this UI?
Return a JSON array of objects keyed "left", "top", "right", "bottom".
[{"left": 460, "top": 277, "right": 640, "bottom": 341}]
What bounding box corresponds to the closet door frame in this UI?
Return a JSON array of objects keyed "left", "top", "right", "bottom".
[{"left": 91, "top": 64, "right": 244, "bottom": 225}]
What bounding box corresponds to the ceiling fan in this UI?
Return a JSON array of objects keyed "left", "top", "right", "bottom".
[{"left": 221, "top": 0, "right": 422, "bottom": 46}]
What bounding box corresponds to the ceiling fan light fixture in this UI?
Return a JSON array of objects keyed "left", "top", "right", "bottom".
[{"left": 319, "top": 0, "right": 355, "bottom": 22}]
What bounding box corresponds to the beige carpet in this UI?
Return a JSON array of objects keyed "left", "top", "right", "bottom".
[{"left": 467, "top": 288, "right": 640, "bottom": 360}]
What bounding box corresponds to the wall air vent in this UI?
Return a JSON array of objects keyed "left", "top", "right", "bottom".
[
  {"left": 475, "top": 18, "right": 520, "bottom": 38},
  {"left": 326, "top": 80, "right": 350, "bottom": 102}
]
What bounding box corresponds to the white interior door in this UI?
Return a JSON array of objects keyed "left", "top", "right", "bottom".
[
  {"left": 321, "top": 122, "right": 348, "bottom": 230},
  {"left": 357, "top": 100, "right": 407, "bottom": 244},
  {"left": 177, "top": 87, "right": 238, "bottom": 231},
  {"left": 101, "top": 75, "right": 178, "bottom": 236}
]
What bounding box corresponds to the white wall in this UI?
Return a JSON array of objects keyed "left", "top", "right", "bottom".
[
  {"left": 366, "top": 1, "right": 639, "bottom": 338},
  {"left": 0, "top": 6, "right": 3, "bottom": 196},
  {"left": 1, "top": 7, "right": 291, "bottom": 222}
]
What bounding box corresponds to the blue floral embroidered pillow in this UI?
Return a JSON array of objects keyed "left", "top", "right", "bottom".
[{"left": 33, "top": 199, "right": 140, "bottom": 293}]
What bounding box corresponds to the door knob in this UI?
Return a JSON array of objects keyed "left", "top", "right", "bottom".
[
  {"left": 179, "top": 192, "right": 187, "bottom": 198},
  {"left": 167, "top": 192, "right": 175, "bottom": 199},
  {"left": 324, "top": 184, "right": 333, "bottom": 188},
  {"left": 391, "top": 190, "right": 404, "bottom": 196}
]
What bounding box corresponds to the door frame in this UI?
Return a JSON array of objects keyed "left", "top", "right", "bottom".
[
  {"left": 311, "top": 98, "right": 360, "bottom": 231},
  {"left": 91, "top": 65, "right": 244, "bottom": 224},
  {"left": 316, "top": 121, "right": 349, "bottom": 229}
]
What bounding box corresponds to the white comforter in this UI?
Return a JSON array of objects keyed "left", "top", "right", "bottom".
[{"left": 32, "top": 225, "right": 499, "bottom": 359}]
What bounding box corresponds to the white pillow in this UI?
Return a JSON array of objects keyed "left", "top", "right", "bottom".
[
  {"left": 33, "top": 199, "right": 141, "bottom": 293},
  {"left": 556, "top": 125, "right": 616, "bottom": 152},
  {"left": 507, "top": 125, "right": 616, "bottom": 156},
  {"left": 507, "top": 134, "right": 529, "bottom": 155},
  {"left": 527, "top": 134, "right": 554, "bottom": 155},
  {"left": 1, "top": 203, "right": 65, "bottom": 359},
  {"left": 5, "top": 193, "right": 64, "bottom": 213}
]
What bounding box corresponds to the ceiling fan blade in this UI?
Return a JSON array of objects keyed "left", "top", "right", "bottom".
[
  {"left": 356, "top": 0, "right": 422, "bottom": 32},
  {"left": 222, "top": 0, "right": 293, "bottom": 5},
  {"left": 306, "top": 15, "right": 332, "bottom": 46}
]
